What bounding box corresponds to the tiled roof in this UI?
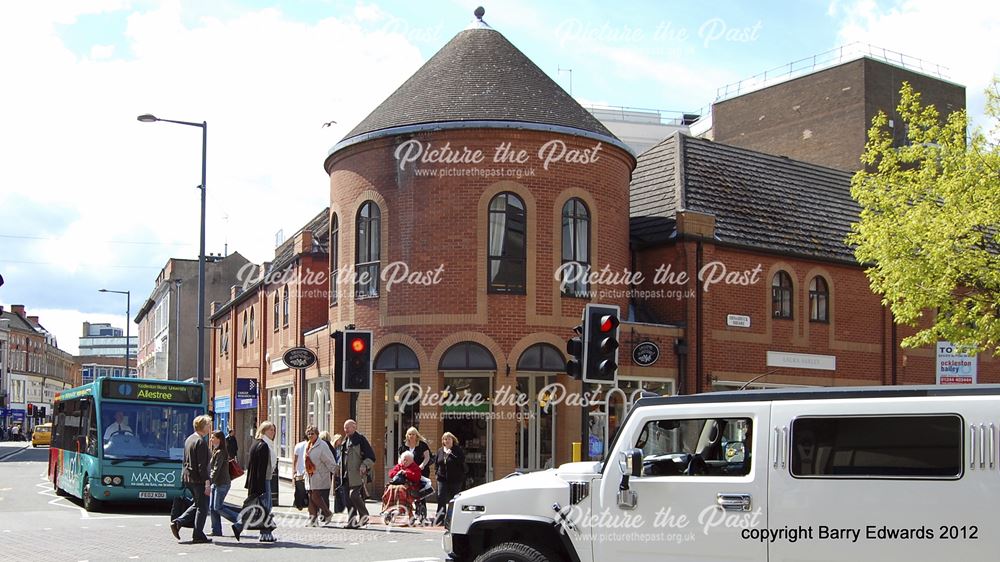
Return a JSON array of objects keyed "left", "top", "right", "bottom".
[
  {"left": 0, "top": 310, "right": 37, "bottom": 333},
  {"left": 630, "top": 133, "right": 860, "bottom": 263},
  {"left": 341, "top": 21, "right": 616, "bottom": 143}
]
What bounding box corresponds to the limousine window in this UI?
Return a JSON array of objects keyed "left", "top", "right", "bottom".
[
  {"left": 791, "top": 415, "right": 962, "bottom": 478},
  {"left": 635, "top": 417, "right": 751, "bottom": 477}
]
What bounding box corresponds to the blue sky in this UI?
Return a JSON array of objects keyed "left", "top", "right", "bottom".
[{"left": 0, "top": 0, "right": 997, "bottom": 352}]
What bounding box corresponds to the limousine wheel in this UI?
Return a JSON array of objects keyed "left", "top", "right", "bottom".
[{"left": 474, "top": 542, "right": 552, "bottom": 562}]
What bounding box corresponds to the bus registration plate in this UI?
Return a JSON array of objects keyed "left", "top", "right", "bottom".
[{"left": 139, "top": 492, "right": 167, "bottom": 499}]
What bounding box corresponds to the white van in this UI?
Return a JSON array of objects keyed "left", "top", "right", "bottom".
[{"left": 443, "top": 385, "right": 997, "bottom": 562}]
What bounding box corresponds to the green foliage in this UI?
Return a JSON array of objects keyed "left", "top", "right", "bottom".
[{"left": 849, "top": 79, "right": 1000, "bottom": 354}]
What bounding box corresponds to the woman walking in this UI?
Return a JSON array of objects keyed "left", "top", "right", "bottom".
[
  {"left": 398, "top": 427, "right": 431, "bottom": 522},
  {"left": 245, "top": 421, "right": 278, "bottom": 542},
  {"left": 304, "top": 426, "right": 338, "bottom": 526},
  {"left": 434, "top": 432, "right": 466, "bottom": 526},
  {"left": 208, "top": 430, "right": 243, "bottom": 538}
]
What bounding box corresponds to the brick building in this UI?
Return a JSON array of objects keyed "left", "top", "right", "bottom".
[
  {"left": 135, "top": 253, "right": 250, "bottom": 380},
  {"left": 211, "top": 11, "right": 992, "bottom": 490},
  {"left": 0, "top": 305, "right": 79, "bottom": 430},
  {"left": 209, "top": 210, "right": 329, "bottom": 470},
  {"left": 710, "top": 56, "right": 966, "bottom": 172}
]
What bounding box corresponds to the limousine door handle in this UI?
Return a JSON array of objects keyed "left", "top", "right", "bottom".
[{"left": 717, "top": 493, "right": 752, "bottom": 512}]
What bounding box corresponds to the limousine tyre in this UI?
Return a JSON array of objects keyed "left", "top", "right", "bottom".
[
  {"left": 474, "top": 542, "right": 553, "bottom": 562},
  {"left": 83, "top": 477, "right": 102, "bottom": 512}
]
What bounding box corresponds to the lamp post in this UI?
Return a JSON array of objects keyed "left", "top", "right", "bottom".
[
  {"left": 99, "top": 289, "right": 131, "bottom": 376},
  {"left": 138, "top": 113, "right": 207, "bottom": 386}
]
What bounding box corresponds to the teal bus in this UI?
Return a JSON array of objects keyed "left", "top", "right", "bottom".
[{"left": 48, "top": 377, "right": 206, "bottom": 511}]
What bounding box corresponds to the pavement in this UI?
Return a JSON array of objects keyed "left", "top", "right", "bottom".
[{"left": 0, "top": 441, "right": 446, "bottom": 561}]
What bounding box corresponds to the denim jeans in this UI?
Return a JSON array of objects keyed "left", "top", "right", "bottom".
[
  {"left": 174, "top": 484, "right": 210, "bottom": 540},
  {"left": 210, "top": 483, "right": 242, "bottom": 535}
]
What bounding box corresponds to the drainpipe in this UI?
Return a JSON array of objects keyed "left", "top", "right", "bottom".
[
  {"left": 695, "top": 240, "right": 704, "bottom": 393},
  {"left": 891, "top": 311, "right": 898, "bottom": 386}
]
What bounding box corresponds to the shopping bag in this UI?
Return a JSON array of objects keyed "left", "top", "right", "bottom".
[
  {"left": 239, "top": 494, "right": 276, "bottom": 531},
  {"left": 293, "top": 478, "right": 308, "bottom": 510},
  {"left": 170, "top": 489, "right": 193, "bottom": 523}
]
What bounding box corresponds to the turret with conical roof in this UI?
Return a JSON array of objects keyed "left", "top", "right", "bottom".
[{"left": 328, "top": 7, "right": 631, "bottom": 163}]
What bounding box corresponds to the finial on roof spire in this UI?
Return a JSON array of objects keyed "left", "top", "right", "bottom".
[
  {"left": 474, "top": 6, "right": 485, "bottom": 20},
  {"left": 466, "top": 6, "right": 491, "bottom": 30}
]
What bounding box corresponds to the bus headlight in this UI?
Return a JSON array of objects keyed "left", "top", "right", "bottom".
[
  {"left": 112, "top": 476, "right": 123, "bottom": 486},
  {"left": 103, "top": 476, "right": 113, "bottom": 486}
]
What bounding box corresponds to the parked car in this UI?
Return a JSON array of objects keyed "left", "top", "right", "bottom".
[{"left": 443, "top": 385, "right": 997, "bottom": 562}]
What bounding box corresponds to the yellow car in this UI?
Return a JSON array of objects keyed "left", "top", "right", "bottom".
[{"left": 32, "top": 423, "right": 52, "bottom": 447}]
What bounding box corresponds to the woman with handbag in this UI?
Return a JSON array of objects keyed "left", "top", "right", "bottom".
[
  {"left": 208, "top": 430, "right": 243, "bottom": 538},
  {"left": 244, "top": 421, "right": 278, "bottom": 543},
  {"left": 304, "top": 426, "right": 338, "bottom": 526}
]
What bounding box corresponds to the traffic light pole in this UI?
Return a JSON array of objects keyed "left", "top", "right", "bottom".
[{"left": 580, "top": 382, "right": 589, "bottom": 461}]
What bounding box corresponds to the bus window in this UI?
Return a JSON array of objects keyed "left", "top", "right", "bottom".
[{"left": 102, "top": 403, "right": 201, "bottom": 462}]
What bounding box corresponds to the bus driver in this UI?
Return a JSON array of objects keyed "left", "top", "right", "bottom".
[{"left": 104, "top": 411, "right": 133, "bottom": 440}]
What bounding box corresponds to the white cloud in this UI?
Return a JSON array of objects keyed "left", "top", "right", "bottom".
[
  {"left": 832, "top": 0, "right": 1000, "bottom": 127},
  {"left": 0, "top": 2, "right": 426, "bottom": 353}
]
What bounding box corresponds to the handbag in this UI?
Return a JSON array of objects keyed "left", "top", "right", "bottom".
[
  {"left": 170, "top": 488, "right": 194, "bottom": 523},
  {"left": 333, "top": 483, "right": 347, "bottom": 513},
  {"left": 228, "top": 458, "right": 244, "bottom": 479},
  {"left": 240, "top": 494, "right": 276, "bottom": 531}
]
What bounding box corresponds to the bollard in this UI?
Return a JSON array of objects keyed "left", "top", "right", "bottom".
[{"left": 572, "top": 441, "right": 581, "bottom": 462}]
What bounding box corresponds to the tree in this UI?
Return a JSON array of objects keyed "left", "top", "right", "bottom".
[{"left": 849, "top": 78, "right": 1000, "bottom": 355}]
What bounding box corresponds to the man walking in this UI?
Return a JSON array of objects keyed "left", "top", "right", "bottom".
[
  {"left": 171, "top": 415, "right": 214, "bottom": 544},
  {"left": 225, "top": 428, "right": 239, "bottom": 460},
  {"left": 340, "top": 419, "right": 375, "bottom": 528}
]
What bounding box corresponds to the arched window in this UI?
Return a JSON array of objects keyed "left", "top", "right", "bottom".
[
  {"left": 561, "top": 198, "right": 590, "bottom": 297},
  {"left": 517, "top": 343, "right": 566, "bottom": 372},
  {"left": 772, "top": 271, "right": 793, "bottom": 319},
  {"left": 356, "top": 201, "right": 381, "bottom": 298},
  {"left": 241, "top": 310, "right": 248, "bottom": 347},
  {"left": 282, "top": 285, "right": 290, "bottom": 326},
  {"left": 440, "top": 342, "right": 497, "bottom": 371},
  {"left": 249, "top": 307, "right": 255, "bottom": 343},
  {"left": 272, "top": 291, "right": 279, "bottom": 330},
  {"left": 488, "top": 192, "right": 526, "bottom": 293},
  {"left": 809, "top": 276, "right": 829, "bottom": 322},
  {"left": 330, "top": 213, "right": 339, "bottom": 306},
  {"left": 375, "top": 344, "right": 420, "bottom": 371},
  {"left": 222, "top": 323, "right": 229, "bottom": 354}
]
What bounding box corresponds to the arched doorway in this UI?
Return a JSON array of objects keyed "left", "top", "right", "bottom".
[
  {"left": 376, "top": 343, "right": 421, "bottom": 481},
  {"left": 515, "top": 343, "right": 564, "bottom": 471},
  {"left": 440, "top": 342, "right": 496, "bottom": 488}
]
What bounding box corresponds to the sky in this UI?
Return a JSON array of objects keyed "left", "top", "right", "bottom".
[{"left": 1, "top": 0, "right": 998, "bottom": 354}]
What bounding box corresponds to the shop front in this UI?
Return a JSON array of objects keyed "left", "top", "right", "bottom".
[
  {"left": 439, "top": 342, "right": 497, "bottom": 489},
  {"left": 214, "top": 396, "right": 231, "bottom": 433}
]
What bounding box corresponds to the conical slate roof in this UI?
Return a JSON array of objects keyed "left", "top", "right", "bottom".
[{"left": 333, "top": 12, "right": 627, "bottom": 156}]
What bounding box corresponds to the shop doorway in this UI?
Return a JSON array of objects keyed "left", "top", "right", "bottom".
[
  {"left": 516, "top": 374, "right": 556, "bottom": 471},
  {"left": 385, "top": 373, "right": 420, "bottom": 481},
  {"left": 442, "top": 375, "right": 493, "bottom": 488}
]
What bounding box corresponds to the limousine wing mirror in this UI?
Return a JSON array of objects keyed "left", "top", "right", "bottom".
[{"left": 622, "top": 448, "right": 644, "bottom": 478}]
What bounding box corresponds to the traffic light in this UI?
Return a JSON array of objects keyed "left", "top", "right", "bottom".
[
  {"left": 565, "top": 324, "right": 584, "bottom": 380},
  {"left": 26, "top": 404, "right": 34, "bottom": 416},
  {"left": 583, "top": 304, "right": 620, "bottom": 384},
  {"left": 334, "top": 329, "right": 373, "bottom": 392},
  {"left": 39, "top": 406, "right": 46, "bottom": 418}
]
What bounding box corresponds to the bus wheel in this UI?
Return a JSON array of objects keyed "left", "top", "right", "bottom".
[{"left": 83, "top": 477, "right": 102, "bottom": 512}]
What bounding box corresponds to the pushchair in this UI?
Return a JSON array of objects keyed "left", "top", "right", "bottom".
[{"left": 380, "top": 476, "right": 433, "bottom": 526}]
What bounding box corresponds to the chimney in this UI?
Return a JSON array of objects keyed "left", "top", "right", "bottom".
[
  {"left": 82, "top": 321, "right": 91, "bottom": 336},
  {"left": 11, "top": 305, "right": 25, "bottom": 317},
  {"left": 231, "top": 285, "right": 243, "bottom": 300},
  {"left": 27, "top": 315, "right": 40, "bottom": 326},
  {"left": 294, "top": 231, "right": 314, "bottom": 255},
  {"left": 211, "top": 301, "right": 223, "bottom": 315}
]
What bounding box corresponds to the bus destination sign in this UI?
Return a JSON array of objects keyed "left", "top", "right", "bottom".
[{"left": 102, "top": 380, "right": 203, "bottom": 404}]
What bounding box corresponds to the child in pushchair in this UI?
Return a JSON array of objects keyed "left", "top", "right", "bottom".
[{"left": 381, "top": 451, "right": 434, "bottom": 526}]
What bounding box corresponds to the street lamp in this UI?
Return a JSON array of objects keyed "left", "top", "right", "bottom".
[
  {"left": 99, "top": 289, "right": 131, "bottom": 376},
  {"left": 138, "top": 113, "right": 207, "bottom": 386}
]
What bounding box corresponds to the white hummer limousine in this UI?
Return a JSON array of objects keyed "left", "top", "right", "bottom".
[{"left": 443, "top": 385, "right": 998, "bottom": 561}]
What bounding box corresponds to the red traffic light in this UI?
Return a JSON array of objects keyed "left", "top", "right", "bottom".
[
  {"left": 599, "top": 315, "right": 619, "bottom": 333},
  {"left": 350, "top": 338, "right": 366, "bottom": 353}
]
